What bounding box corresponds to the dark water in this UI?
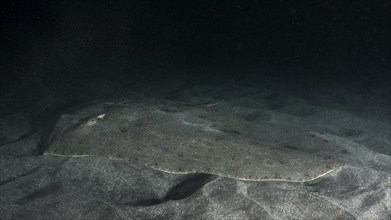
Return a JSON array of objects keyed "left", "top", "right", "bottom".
[{"left": 1, "top": 1, "right": 390, "bottom": 122}]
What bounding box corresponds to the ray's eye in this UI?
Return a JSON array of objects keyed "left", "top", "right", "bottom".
[{"left": 86, "top": 119, "right": 97, "bottom": 126}]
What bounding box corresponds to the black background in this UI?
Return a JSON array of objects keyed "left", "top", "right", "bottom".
[{"left": 1, "top": 0, "right": 390, "bottom": 113}]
